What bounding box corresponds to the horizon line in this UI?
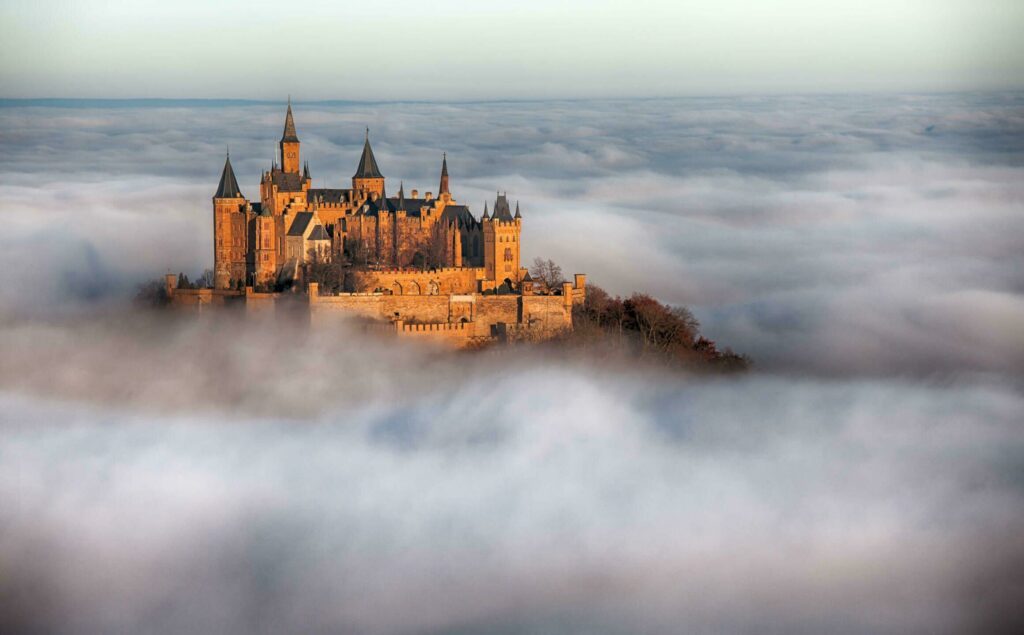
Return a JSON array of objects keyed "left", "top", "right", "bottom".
[{"left": 3, "top": 88, "right": 1023, "bottom": 108}]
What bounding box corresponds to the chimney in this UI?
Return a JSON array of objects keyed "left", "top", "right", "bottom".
[{"left": 411, "top": 189, "right": 418, "bottom": 198}]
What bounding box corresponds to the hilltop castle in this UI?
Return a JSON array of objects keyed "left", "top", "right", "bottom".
[{"left": 170, "top": 101, "right": 586, "bottom": 346}]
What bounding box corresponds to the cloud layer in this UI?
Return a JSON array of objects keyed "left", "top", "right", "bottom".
[
  {"left": 1, "top": 94, "right": 1023, "bottom": 633},
  {"left": 1, "top": 315, "right": 1022, "bottom": 634},
  {"left": 2, "top": 93, "right": 1022, "bottom": 373}
]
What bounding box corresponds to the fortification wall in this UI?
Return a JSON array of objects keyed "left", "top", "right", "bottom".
[
  {"left": 346, "top": 267, "right": 484, "bottom": 295},
  {"left": 381, "top": 294, "right": 452, "bottom": 323},
  {"left": 474, "top": 296, "right": 520, "bottom": 337},
  {"left": 308, "top": 290, "right": 384, "bottom": 327},
  {"left": 165, "top": 276, "right": 246, "bottom": 311},
  {"left": 522, "top": 294, "right": 573, "bottom": 333}
]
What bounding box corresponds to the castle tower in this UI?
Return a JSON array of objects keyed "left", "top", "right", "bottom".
[
  {"left": 352, "top": 128, "right": 385, "bottom": 198},
  {"left": 438, "top": 153, "right": 450, "bottom": 201},
  {"left": 280, "top": 98, "right": 300, "bottom": 174},
  {"left": 482, "top": 192, "right": 522, "bottom": 284},
  {"left": 254, "top": 206, "right": 278, "bottom": 287},
  {"left": 213, "top": 152, "right": 247, "bottom": 290}
]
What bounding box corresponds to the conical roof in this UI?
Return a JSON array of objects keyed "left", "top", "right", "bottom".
[
  {"left": 281, "top": 99, "right": 299, "bottom": 142},
  {"left": 353, "top": 129, "right": 383, "bottom": 178},
  {"left": 214, "top": 154, "right": 243, "bottom": 199}
]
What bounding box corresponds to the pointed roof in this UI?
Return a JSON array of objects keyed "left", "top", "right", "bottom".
[
  {"left": 302, "top": 161, "right": 310, "bottom": 180},
  {"left": 514, "top": 200, "right": 522, "bottom": 219},
  {"left": 214, "top": 153, "right": 243, "bottom": 199},
  {"left": 281, "top": 98, "right": 299, "bottom": 142},
  {"left": 439, "top": 152, "right": 450, "bottom": 195},
  {"left": 493, "top": 192, "right": 514, "bottom": 221},
  {"left": 308, "top": 224, "right": 330, "bottom": 241},
  {"left": 481, "top": 200, "right": 490, "bottom": 221},
  {"left": 397, "top": 181, "right": 406, "bottom": 210},
  {"left": 353, "top": 128, "right": 383, "bottom": 178}
]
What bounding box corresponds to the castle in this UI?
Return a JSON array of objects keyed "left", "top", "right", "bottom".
[{"left": 168, "top": 101, "right": 586, "bottom": 346}]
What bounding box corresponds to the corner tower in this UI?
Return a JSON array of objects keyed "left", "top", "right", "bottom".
[
  {"left": 212, "top": 152, "right": 247, "bottom": 290},
  {"left": 280, "top": 98, "right": 300, "bottom": 174},
  {"left": 482, "top": 193, "right": 522, "bottom": 284},
  {"left": 352, "top": 129, "right": 385, "bottom": 198}
]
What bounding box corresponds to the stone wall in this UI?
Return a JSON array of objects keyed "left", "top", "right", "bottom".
[{"left": 346, "top": 267, "right": 485, "bottom": 295}]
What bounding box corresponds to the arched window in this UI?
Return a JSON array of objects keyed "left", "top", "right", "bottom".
[
  {"left": 392, "top": 282, "right": 403, "bottom": 296},
  {"left": 428, "top": 280, "right": 440, "bottom": 296}
]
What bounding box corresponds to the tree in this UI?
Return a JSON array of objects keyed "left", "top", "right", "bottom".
[
  {"left": 345, "top": 238, "right": 369, "bottom": 267},
  {"left": 414, "top": 226, "right": 450, "bottom": 270},
  {"left": 529, "top": 257, "right": 564, "bottom": 290},
  {"left": 134, "top": 278, "right": 168, "bottom": 308},
  {"left": 199, "top": 269, "right": 215, "bottom": 289},
  {"left": 566, "top": 282, "right": 747, "bottom": 371},
  {"left": 305, "top": 247, "right": 343, "bottom": 293}
]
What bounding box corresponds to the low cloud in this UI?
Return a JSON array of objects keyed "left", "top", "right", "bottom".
[
  {"left": 1, "top": 314, "right": 1023, "bottom": 634},
  {"left": 1, "top": 94, "right": 1023, "bottom": 633}
]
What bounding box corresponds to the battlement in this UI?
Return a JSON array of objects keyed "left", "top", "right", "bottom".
[
  {"left": 396, "top": 320, "right": 470, "bottom": 333},
  {"left": 363, "top": 266, "right": 485, "bottom": 275}
]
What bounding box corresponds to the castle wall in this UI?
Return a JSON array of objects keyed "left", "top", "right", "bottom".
[{"left": 346, "top": 267, "right": 484, "bottom": 295}]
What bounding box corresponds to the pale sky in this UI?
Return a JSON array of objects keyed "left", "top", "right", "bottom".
[{"left": 1, "top": 0, "right": 1022, "bottom": 99}]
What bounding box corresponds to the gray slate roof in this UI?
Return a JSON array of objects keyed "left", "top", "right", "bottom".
[
  {"left": 440, "top": 204, "right": 476, "bottom": 228},
  {"left": 492, "top": 193, "right": 514, "bottom": 221},
  {"left": 287, "top": 212, "right": 314, "bottom": 236},
  {"left": 308, "top": 188, "right": 350, "bottom": 205},
  {"left": 271, "top": 170, "right": 304, "bottom": 192},
  {"left": 281, "top": 102, "right": 299, "bottom": 142},
  {"left": 307, "top": 225, "right": 330, "bottom": 241},
  {"left": 214, "top": 155, "right": 243, "bottom": 198},
  {"left": 353, "top": 134, "right": 383, "bottom": 178}
]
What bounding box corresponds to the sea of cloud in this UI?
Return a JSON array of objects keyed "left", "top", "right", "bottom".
[{"left": 0, "top": 94, "right": 1022, "bottom": 633}]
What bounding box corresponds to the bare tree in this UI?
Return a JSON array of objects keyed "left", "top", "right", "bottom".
[
  {"left": 413, "top": 227, "right": 450, "bottom": 270},
  {"left": 529, "top": 257, "right": 564, "bottom": 290},
  {"left": 198, "top": 268, "right": 215, "bottom": 289},
  {"left": 345, "top": 238, "right": 369, "bottom": 267},
  {"left": 305, "top": 247, "right": 343, "bottom": 293}
]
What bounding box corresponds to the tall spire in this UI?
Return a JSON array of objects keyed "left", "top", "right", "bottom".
[
  {"left": 353, "top": 128, "right": 384, "bottom": 178},
  {"left": 514, "top": 200, "right": 521, "bottom": 219},
  {"left": 281, "top": 97, "right": 299, "bottom": 142},
  {"left": 481, "top": 200, "right": 489, "bottom": 221},
  {"left": 398, "top": 181, "right": 406, "bottom": 210},
  {"left": 214, "top": 152, "right": 242, "bottom": 199},
  {"left": 439, "top": 152, "right": 450, "bottom": 195}
]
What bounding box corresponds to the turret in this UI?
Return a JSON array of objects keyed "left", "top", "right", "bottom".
[
  {"left": 482, "top": 192, "right": 521, "bottom": 284},
  {"left": 280, "top": 97, "right": 300, "bottom": 174},
  {"left": 254, "top": 204, "right": 277, "bottom": 288},
  {"left": 352, "top": 128, "right": 385, "bottom": 198},
  {"left": 213, "top": 152, "right": 247, "bottom": 290},
  {"left": 438, "top": 152, "right": 450, "bottom": 199}
]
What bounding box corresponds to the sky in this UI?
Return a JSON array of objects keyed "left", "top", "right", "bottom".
[{"left": 1, "top": 0, "right": 1023, "bottom": 99}]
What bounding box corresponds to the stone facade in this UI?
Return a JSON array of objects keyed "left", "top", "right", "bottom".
[{"left": 189, "top": 101, "right": 585, "bottom": 346}]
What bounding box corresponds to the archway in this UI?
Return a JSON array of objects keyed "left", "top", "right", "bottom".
[
  {"left": 391, "top": 281, "right": 403, "bottom": 296},
  {"left": 407, "top": 280, "right": 421, "bottom": 295},
  {"left": 428, "top": 280, "right": 440, "bottom": 296}
]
